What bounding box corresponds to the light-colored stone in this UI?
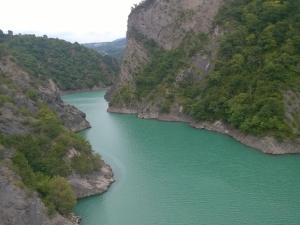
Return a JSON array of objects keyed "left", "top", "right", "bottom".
[
  {"left": 119, "top": 0, "right": 224, "bottom": 84},
  {"left": 68, "top": 162, "right": 115, "bottom": 199},
  {"left": 0, "top": 163, "right": 75, "bottom": 225}
]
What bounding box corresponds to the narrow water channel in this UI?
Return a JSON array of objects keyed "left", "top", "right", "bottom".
[{"left": 63, "top": 91, "right": 300, "bottom": 225}]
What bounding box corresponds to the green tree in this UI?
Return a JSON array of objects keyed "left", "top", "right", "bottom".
[{"left": 46, "top": 176, "right": 76, "bottom": 215}]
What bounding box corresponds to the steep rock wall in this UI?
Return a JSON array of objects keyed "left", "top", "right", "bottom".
[
  {"left": 108, "top": 0, "right": 300, "bottom": 154},
  {"left": 118, "top": 0, "right": 224, "bottom": 83}
]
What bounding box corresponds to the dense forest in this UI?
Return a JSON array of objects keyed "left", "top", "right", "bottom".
[
  {"left": 111, "top": 0, "right": 300, "bottom": 141},
  {"left": 185, "top": 0, "right": 300, "bottom": 139},
  {"left": 0, "top": 31, "right": 119, "bottom": 90}
]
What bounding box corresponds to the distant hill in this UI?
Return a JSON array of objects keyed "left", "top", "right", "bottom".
[
  {"left": 84, "top": 38, "right": 127, "bottom": 61},
  {"left": 0, "top": 32, "right": 119, "bottom": 90}
]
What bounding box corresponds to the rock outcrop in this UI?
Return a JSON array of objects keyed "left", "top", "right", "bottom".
[
  {"left": 0, "top": 57, "right": 90, "bottom": 134},
  {"left": 128, "top": 0, "right": 223, "bottom": 49},
  {"left": 108, "top": 0, "right": 225, "bottom": 101},
  {"left": 115, "top": 0, "right": 223, "bottom": 84},
  {"left": 0, "top": 154, "right": 114, "bottom": 225},
  {"left": 0, "top": 162, "right": 74, "bottom": 225},
  {"left": 39, "top": 79, "right": 91, "bottom": 132},
  {"left": 68, "top": 162, "right": 114, "bottom": 198}
]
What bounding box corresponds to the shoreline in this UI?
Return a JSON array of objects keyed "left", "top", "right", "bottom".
[
  {"left": 67, "top": 130, "right": 115, "bottom": 225},
  {"left": 107, "top": 106, "right": 300, "bottom": 155},
  {"left": 60, "top": 87, "right": 109, "bottom": 95},
  {"left": 69, "top": 162, "right": 115, "bottom": 200},
  {"left": 61, "top": 91, "right": 115, "bottom": 225}
]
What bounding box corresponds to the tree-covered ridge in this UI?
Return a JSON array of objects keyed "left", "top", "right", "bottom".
[
  {"left": 111, "top": 0, "right": 300, "bottom": 141},
  {"left": 184, "top": 0, "right": 300, "bottom": 139},
  {"left": 0, "top": 31, "right": 119, "bottom": 90}
]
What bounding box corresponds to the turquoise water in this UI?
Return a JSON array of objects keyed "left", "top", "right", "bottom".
[{"left": 63, "top": 91, "right": 300, "bottom": 225}]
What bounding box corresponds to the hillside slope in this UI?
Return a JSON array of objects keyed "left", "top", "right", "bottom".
[
  {"left": 108, "top": 0, "right": 300, "bottom": 154},
  {"left": 84, "top": 38, "right": 127, "bottom": 61},
  {"left": 0, "top": 45, "right": 114, "bottom": 223},
  {"left": 0, "top": 32, "right": 119, "bottom": 91}
]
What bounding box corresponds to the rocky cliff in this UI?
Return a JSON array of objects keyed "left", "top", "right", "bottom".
[
  {"left": 108, "top": 0, "right": 300, "bottom": 154},
  {"left": 0, "top": 162, "right": 74, "bottom": 225},
  {"left": 116, "top": 0, "right": 223, "bottom": 83},
  {"left": 0, "top": 57, "right": 91, "bottom": 134},
  {"left": 0, "top": 55, "right": 114, "bottom": 225}
]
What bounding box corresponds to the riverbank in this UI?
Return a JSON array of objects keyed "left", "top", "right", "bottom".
[
  {"left": 107, "top": 106, "right": 300, "bottom": 155},
  {"left": 60, "top": 86, "right": 110, "bottom": 95},
  {"left": 61, "top": 91, "right": 115, "bottom": 225},
  {"left": 72, "top": 91, "right": 300, "bottom": 225}
]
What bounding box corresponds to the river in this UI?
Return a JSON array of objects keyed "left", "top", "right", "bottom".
[{"left": 63, "top": 91, "right": 300, "bottom": 225}]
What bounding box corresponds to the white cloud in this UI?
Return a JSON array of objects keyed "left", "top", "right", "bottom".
[{"left": 0, "top": 0, "right": 142, "bottom": 43}]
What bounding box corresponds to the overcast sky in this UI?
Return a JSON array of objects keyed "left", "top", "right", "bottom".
[{"left": 0, "top": 0, "right": 142, "bottom": 43}]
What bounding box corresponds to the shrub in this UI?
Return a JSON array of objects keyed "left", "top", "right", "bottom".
[{"left": 46, "top": 176, "right": 76, "bottom": 215}]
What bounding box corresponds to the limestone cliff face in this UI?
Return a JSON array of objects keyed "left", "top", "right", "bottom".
[
  {"left": 108, "top": 0, "right": 224, "bottom": 104},
  {"left": 128, "top": 0, "right": 223, "bottom": 49},
  {"left": 117, "top": 0, "right": 224, "bottom": 83},
  {"left": 108, "top": 0, "right": 225, "bottom": 110}
]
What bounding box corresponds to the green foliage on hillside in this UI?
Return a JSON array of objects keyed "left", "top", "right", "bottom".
[
  {"left": 12, "top": 151, "right": 76, "bottom": 215},
  {"left": 115, "top": 0, "right": 300, "bottom": 140},
  {"left": 0, "top": 33, "right": 118, "bottom": 90},
  {"left": 135, "top": 33, "right": 208, "bottom": 98},
  {"left": 181, "top": 0, "right": 300, "bottom": 138},
  {"left": 42, "top": 176, "right": 76, "bottom": 215},
  {"left": 110, "top": 85, "right": 136, "bottom": 107},
  {"left": 84, "top": 38, "right": 127, "bottom": 62},
  {"left": 111, "top": 32, "right": 209, "bottom": 112},
  {"left": 0, "top": 105, "right": 102, "bottom": 215}
]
